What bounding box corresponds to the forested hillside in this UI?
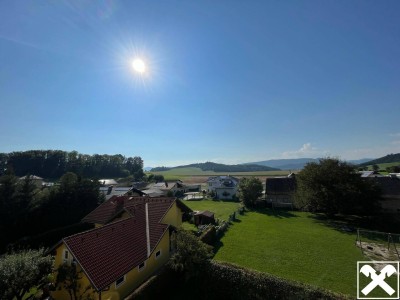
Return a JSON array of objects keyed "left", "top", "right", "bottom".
[{"left": 0, "top": 150, "right": 144, "bottom": 180}]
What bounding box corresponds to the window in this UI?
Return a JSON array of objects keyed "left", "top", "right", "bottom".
[
  {"left": 115, "top": 276, "right": 125, "bottom": 288},
  {"left": 155, "top": 250, "right": 161, "bottom": 259},
  {"left": 138, "top": 261, "right": 145, "bottom": 271},
  {"left": 63, "top": 250, "right": 70, "bottom": 264}
]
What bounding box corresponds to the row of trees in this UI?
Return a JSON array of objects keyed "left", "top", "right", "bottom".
[
  {"left": 0, "top": 172, "right": 102, "bottom": 252},
  {"left": 0, "top": 150, "right": 144, "bottom": 180}
]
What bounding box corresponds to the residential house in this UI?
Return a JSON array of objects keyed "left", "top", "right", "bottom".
[
  {"left": 364, "top": 176, "right": 400, "bottom": 213},
  {"left": 19, "top": 175, "right": 43, "bottom": 188},
  {"left": 207, "top": 176, "right": 239, "bottom": 200},
  {"left": 141, "top": 182, "right": 176, "bottom": 197},
  {"left": 51, "top": 196, "right": 191, "bottom": 300},
  {"left": 170, "top": 180, "right": 201, "bottom": 197},
  {"left": 265, "top": 173, "right": 296, "bottom": 208},
  {"left": 99, "top": 186, "right": 146, "bottom": 201}
]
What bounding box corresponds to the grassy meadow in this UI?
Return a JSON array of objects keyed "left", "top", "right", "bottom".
[
  {"left": 181, "top": 199, "right": 242, "bottom": 231},
  {"left": 183, "top": 198, "right": 242, "bottom": 221},
  {"left": 148, "top": 167, "right": 292, "bottom": 176},
  {"left": 365, "top": 161, "right": 400, "bottom": 171},
  {"left": 213, "top": 209, "right": 366, "bottom": 296}
]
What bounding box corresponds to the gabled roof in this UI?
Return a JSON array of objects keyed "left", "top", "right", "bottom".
[
  {"left": 99, "top": 187, "right": 146, "bottom": 201},
  {"left": 19, "top": 175, "right": 43, "bottom": 180},
  {"left": 99, "top": 179, "right": 118, "bottom": 186},
  {"left": 359, "top": 171, "right": 382, "bottom": 178},
  {"left": 207, "top": 175, "right": 239, "bottom": 186},
  {"left": 63, "top": 201, "right": 170, "bottom": 291},
  {"left": 266, "top": 176, "right": 296, "bottom": 194},
  {"left": 82, "top": 196, "right": 191, "bottom": 225}
]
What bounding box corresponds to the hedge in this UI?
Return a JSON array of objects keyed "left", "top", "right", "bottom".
[
  {"left": 199, "top": 261, "right": 349, "bottom": 300},
  {"left": 130, "top": 260, "right": 349, "bottom": 300}
]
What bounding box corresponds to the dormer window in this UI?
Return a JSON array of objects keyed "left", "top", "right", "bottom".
[
  {"left": 63, "top": 250, "right": 70, "bottom": 264},
  {"left": 138, "top": 261, "right": 145, "bottom": 271},
  {"left": 115, "top": 275, "right": 125, "bottom": 288}
]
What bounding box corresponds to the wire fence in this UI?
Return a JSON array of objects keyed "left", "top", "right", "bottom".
[{"left": 356, "top": 229, "right": 400, "bottom": 261}]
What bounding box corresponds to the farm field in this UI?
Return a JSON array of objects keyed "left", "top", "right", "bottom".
[
  {"left": 213, "top": 209, "right": 365, "bottom": 296},
  {"left": 365, "top": 161, "right": 400, "bottom": 170},
  {"left": 147, "top": 167, "right": 294, "bottom": 183},
  {"left": 148, "top": 167, "right": 292, "bottom": 178}
]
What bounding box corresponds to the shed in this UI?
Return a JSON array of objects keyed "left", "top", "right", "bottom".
[{"left": 194, "top": 210, "right": 215, "bottom": 226}]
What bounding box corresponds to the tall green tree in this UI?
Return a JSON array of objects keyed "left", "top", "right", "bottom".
[
  {"left": 168, "top": 230, "right": 213, "bottom": 279},
  {"left": 0, "top": 249, "right": 53, "bottom": 300},
  {"left": 238, "top": 177, "right": 263, "bottom": 207},
  {"left": 295, "top": 158, "right": 381, "bottom": 215},
  {"left": 0, "top": 174, "right": 17, "bottom": 224}
]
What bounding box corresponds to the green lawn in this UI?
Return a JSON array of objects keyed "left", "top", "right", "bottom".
[
  {"left": 213, "top": 209, "right": 366, "bottom": 296},
  {"left": 183, "top": 198, "right": 242, "bottom": 222}
]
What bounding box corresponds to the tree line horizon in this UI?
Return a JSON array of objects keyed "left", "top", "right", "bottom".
[{"left": 0, "top": 150, "right": 145, "bottom": 180}]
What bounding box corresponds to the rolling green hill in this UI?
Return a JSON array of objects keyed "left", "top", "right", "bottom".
[
  {"left": 358, "top": 153, "right": 400, "bottom": 167},
  {"left": 151, "top": 162, "right": 279, "bottom": 173}
]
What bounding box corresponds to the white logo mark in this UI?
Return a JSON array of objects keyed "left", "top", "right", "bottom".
[{"left": 360, "top": 264, "right": 397, "bottom": 296}]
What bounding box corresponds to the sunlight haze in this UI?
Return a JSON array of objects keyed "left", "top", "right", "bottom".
[{"left": 0, "top": 1, "right": 399, "bottom": 167}]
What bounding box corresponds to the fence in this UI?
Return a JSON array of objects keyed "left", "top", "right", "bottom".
[
  {"left": 356, "top": 229, "right": 400, "bottom": 261},
  {"left": 195, "top": 205, "right": 245, "bottom": 237}
]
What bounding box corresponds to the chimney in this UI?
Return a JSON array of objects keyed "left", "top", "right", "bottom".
[
  {"left": 145, "top": 203, "right": 151, "bottom": 257},
  {"left": 107, "top": 185, "right": 113, "bottom": 195}
]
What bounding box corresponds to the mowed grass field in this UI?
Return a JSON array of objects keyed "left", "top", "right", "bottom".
[
  {"left": 183, "top": 198, "right": 242, "bottom": 221},
  {"left": 214, "top": 209, "right": 365, "bottom": 296}
]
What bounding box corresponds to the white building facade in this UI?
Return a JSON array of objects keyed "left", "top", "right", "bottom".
[{"left": 207, "top": 175, "right": 239, "bottom": 200}]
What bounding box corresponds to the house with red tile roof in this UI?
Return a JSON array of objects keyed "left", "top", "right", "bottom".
[{"left": 51, "top": 196, "right": 191, "bottom": 300}]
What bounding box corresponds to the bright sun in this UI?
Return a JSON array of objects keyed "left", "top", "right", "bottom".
[{"left": 132, "top": 58, "right": 146, "bottom": 73}]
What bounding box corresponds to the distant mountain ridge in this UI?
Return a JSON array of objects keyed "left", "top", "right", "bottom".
[
  {"left": 244, "top": 158, "right": 374, "bottom": 170},
  {"left": 151, "top": 162, "right": 279, "bottom": 172},
  {"left": 358, "top": 153, "right": 400, "bottom": 167}
]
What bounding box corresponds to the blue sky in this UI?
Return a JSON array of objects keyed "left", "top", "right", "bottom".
[{"left": 1, "top": 1, "right": 399, "bottom": 167}]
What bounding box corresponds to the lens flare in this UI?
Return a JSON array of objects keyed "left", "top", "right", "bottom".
[{"left": 132, "top": 58, "right": 146, "bottom": 73}]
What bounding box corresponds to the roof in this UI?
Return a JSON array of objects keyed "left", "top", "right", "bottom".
[
  {"left": 194, "top": 210, "right": 215, "bottom": 218},
  {"left": 266, "top": 176, "right": 296, "bottom": 194},
  {"left": 99, "top": 179, "right": 118, "bottom": 186},
  {"left": 63, "top": 201, "right": 169, "bottom": 291},
  {"left": 359, "top": 171, "right": 382, "bottom": 178},
  {"left": 82, "top": 196, "right": 191, "bottom": 225},
  {"left": 207, "top": 175, "right": 239, "bottom": 186},
  {"left": 364, "top": 177, "right": 400, "bottom": 196},
  {"left": 19, "top": 175, "right": 43, "bottom": 180},
  {"left": 99, "top": 187, "right": 146, "bottom": 201}
]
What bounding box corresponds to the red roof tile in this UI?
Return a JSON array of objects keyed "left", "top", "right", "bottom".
[
  {"left": 82, "top": 196, "right": 177, "bottom": 225},
  {"left": 64, "top": 201, "right": 170, "bottom": 291}
]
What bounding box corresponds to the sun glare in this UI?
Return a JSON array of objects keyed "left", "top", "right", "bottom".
[{"left": 132, "top": 58, "right": 146, "bottom": 73}]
